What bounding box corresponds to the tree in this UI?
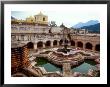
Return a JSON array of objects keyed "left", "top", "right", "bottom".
[
  {"left": 48, "top": 21, "right": 57, "bottom": 34},
  {"left": 49, "top": 21, "right": 57, "bottom": 27}
]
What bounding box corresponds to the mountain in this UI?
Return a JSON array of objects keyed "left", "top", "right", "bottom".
[
  {"left": 72, "top": 20, "right": 99, "bottom": 28},
  {"left": 72, "top": 22, "right": 84, "bottom": 28},
  {"left": 11, "top": 16, "right": 16, "bottom": 20},
  {"left": 80, "top": 23, "right": 100, "bottom": 33}
]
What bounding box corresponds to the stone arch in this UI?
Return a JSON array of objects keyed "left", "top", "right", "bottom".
[
  {"left": 85, "top": 42, "right": 93, "bottom": 50},
  {"left": 37, "top": 41, "right": 43, "bottom": 48},
  {"left": 27, "top": 42, "right": 34, "bottom": 49},
  {"left": 53, "top": 40, "right": 58, "bottom": 46},
  {"left": 95, "top": 44, "right": 100, "bottom": 51},
  {"left": 59, "top": 39, "right": 63, "bottom": 46},
  {"left": 45, "top": 41, "right": 51, "bottom": 47},
  {"left": 70, "top": 40, "right": 75, "bottom": 46},
  {"left": 77, "top": 41, "right": 83, "bottom": 48}
]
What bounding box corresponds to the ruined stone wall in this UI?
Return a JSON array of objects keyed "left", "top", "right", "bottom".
[{"left": 11, "top": 45, "right": 30, "bottom": 75}]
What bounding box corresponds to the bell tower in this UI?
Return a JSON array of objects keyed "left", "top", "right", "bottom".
[{"left": 34, "top": 11, "right": 48, "bottom": 25}]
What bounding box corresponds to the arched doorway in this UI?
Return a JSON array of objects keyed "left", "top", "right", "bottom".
[
  {"left": 70, "top": 40, "right": 75, "bottom": 46},
  {"left": 45, "top": 41, "right": 51, "bottom": 47},
  {"left": 37, "top": 41, "right": 43, "bottom": 48},
  {"left": 53, "top": 40, "right": 57, "bottom": 46},
  {"left": 27, "top": 42, "right": 34, "bottom": 49},
  {"left": 95, "top": 44, "right": 100, "bottom": 51},
  {"left": 59, "top": 39, "right": 63, "bottom": 46},
  {"left": 77, "top": 41, "right": 83, "bottom": 48},
  {"left": 85, "top": 42, "right": 93, "bottom": 50}
]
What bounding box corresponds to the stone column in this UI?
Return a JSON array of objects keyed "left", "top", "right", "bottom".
[
  {"left": 43, "top": 43, "right": 45, "bottom": 48},
  {"left": 51, "top": 41, "right": 53, "bottom": 48},
  {"left": 28, "top": 35, "right": 30, "bottom": 41},
  {"left": 19, "top": 36, "right": 21, "bottom": 41},
  {"left": 92, "top": 45, "right": 96, "bottom": 51},
  {"left": 16, "top": 35, "right": 18, "bottom": 41},
  {"left": 75, "top": 41, "right": 77, "bottom": 48},
  {"left": 17, "top": 35, "right": 20, "bottom": 41},
  {"left": 34, "top": 43, "right": 37, "bottom": 50},
  {"left": 83, "top": 42, "right": 86, "bottom": 50},
  {"left": 63, "top": 62, "right": 72, "bottom": 77}
]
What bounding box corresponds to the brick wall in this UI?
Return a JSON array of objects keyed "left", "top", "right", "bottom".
[{"left": 11, "top": 45, "right": 30, "bottom": 75}]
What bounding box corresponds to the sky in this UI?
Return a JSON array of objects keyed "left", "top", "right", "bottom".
[{"left": 11, "top": 4, "right": 104, "bottom": 27}]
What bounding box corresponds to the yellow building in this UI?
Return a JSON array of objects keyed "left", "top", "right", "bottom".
[
  {"left": 26, "top": 16, "right": 35, "bottom": 23},
  {"left": 34, "top": 12, "right": 48, "bottom": 25},
  {"left": 11, "top": 12, "right": 48, "bottom": 25}
]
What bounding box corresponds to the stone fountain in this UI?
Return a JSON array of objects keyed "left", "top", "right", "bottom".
[{"left": 57, "top": 24, "right": 73, "bottom": 54}]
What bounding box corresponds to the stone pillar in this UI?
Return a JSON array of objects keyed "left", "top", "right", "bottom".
[
  {"left": 75, "top": 41, "right": 77, "bottom": 48},
  {"left": 29, "top": 35, "right": 31, "bottom": 41},
  {"left": 63, "top": 62, "right": 72, "bottom": 77},
  {"left": 43, "top": 43, "right": 45, "bottom": 48},
  {"left": 28, "top": 35, "right": 30, "bottom": 41},
  {"left": 51, "top": 41, "right": 53, "bottom": 48},
  {"left": 16, "top": 35, "right": 18, "bottom": 41},
  {"left": 18, "top": 35, "right": 20, "bottom": 41},
  {"left": 92, "top": 45, "right": 96, "bottom": 51},
  {"left": 15, "top": 36, "right": 17, "bottom": 41},
  {"left": 83, "top": 42, "right": 86, "bottom": 50},
  {"left": 34, "top": 43, "right": 37, "bottom": 50},
  {"left": 57, "top": 41, "right": 59, "bottom": 47}
]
